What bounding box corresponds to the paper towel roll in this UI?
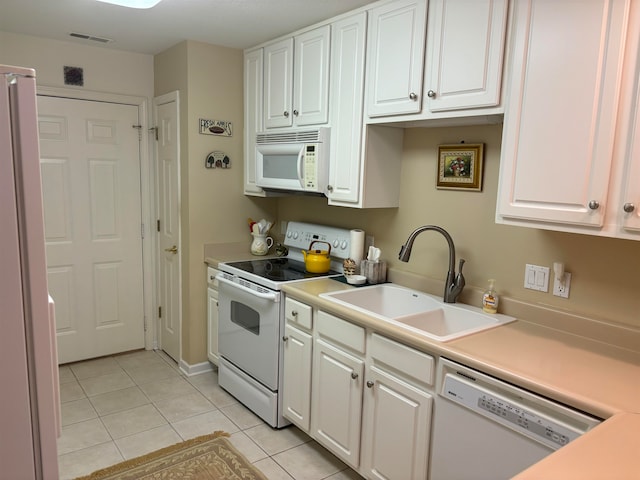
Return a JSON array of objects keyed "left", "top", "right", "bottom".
[{"left": 350, "top": 229, "right": 365, "bottom": 264}]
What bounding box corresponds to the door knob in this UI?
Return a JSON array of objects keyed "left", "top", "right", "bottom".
[
  {"left": 164, "top": 245, "right": 178, "bottom": 254},
  {"left": 409, "top": 92, "right": 418, "bottom": 100},
  {"left": 351, "top": 372, "right": 359, "bottom": 380},
  {"left": 366, "top": 380, "right": 374, "bottom": 388},
  {"left": 623, "top": 203, "right": 635, "bottom": 213},
  {"left": 588, "top": 200, "right": 600, "bottom": 210},
  {"left": 427, "top": 90, "right": 436, "bottom": 98}
]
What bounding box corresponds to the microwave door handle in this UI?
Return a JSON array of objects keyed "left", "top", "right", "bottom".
[{"left": 297, "top": 148, "right": 305, "bottom": 188}]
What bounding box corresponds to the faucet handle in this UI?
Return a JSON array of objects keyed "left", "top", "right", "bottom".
[{"left": 458, "top": 258, "right": 465, "bottom": 274}]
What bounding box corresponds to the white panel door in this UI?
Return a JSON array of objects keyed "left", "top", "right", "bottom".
[
  {"left": 425, "top": 0, "right": 508, "bottom": 112},
  {"left": 361, "top": 366, "right": 433, "bottom": 480},
  {"left": 38, "top": 95, "right": 144, "bottom": 364},
  {"left": 496, "top": 0, "right": 629, "bottom": 227},
  {"left": 264, "top": 38, "right": 294, "bottom": 128},
  {"left": 282, "top": 323, "right": 313, "bottom": 431},
  {"left": 293, "top": 25, "right": 331, "bottom": 126},
  {"left": 366, "top": 0, "right": 427, "bottom": 117},
  {"left": 154, "top": 92, "right": 181, "bottom": 362},
  {"left": 311, "top": 338, "right": 364, "bottom": 469}
]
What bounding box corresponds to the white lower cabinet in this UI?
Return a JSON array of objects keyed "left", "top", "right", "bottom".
[
  {"left": 282, "top": 323, "right": 313, "bottom": 431},
  {"left": 361, "top": 334, "right": 434, "bottom": 480},
  {"left": 207, "top": 267, "right": 219, "bottom": 366},
  {"left": 282, "top": 299, "right": 434, "bottom": 478}
]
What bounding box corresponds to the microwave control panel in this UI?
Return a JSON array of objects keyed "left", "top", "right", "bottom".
[{"left": 304, "top": 144, "right": 318, "bottom": 188}]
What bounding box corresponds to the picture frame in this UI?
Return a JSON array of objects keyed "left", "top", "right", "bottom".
[{"left": 436, "top": 143, "right": 484, "bottom": 191}]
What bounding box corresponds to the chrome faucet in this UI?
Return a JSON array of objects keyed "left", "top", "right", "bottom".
[{"left": 398, "top": 225, "right": 466, "bottom": 303}]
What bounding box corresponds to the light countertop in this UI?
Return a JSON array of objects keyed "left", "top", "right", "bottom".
[
  {"left": 204, "top": 243, "right": 640, "bottom": 479},
  {"left": 280, "top": 278, "right": 640, "bottom": 479}
]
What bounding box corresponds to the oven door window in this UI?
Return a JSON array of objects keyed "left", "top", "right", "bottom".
[{"left": 230, "top": 301, "right": 260, "bottom": 335}]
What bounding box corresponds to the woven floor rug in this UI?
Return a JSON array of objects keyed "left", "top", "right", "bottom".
[{"left": 75, "top": 431, "right": 268, "bottom": 480}]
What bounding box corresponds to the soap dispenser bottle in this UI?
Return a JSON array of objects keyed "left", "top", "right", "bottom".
[{"left": 482, "top": 279, "right": 499, "bottom": 314}]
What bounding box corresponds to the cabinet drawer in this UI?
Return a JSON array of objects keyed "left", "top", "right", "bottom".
[
  {"left": 207, "top": 266, "right": 219, "bottom": 288},
  {"left": 370, "top": 333, "right": 434, "bottom": 386},
  {"left": 317, "top": 311, "right": 365, "bottom": 354},
  {"left": 285, "top": 297, "right": 313, "bottom": 330}
]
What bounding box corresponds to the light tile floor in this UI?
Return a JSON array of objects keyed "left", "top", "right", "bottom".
[{"left": 57, "top": 349, "right": 362, "bottom": 480}]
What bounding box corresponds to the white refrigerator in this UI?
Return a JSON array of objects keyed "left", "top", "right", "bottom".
[{"left": 0, "top": 64, "right": 60, "bottom": 479}]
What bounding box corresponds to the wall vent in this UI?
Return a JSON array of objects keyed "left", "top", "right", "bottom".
[{"left": 69, "top": 32, "right": 113, "bottom": 44}]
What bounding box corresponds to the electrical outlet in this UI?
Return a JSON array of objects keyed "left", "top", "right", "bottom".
[{"left": 553, "top": 272, "right": 571, "bottom": 298}]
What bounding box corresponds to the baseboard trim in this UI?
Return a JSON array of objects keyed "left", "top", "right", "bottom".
[{"left": 179, "top": 359, "right": 214, "bottom": 377}]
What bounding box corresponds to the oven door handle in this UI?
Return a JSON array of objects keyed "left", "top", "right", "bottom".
[{"left": 216, "top": 274, "right": 280, "bottom": 302}]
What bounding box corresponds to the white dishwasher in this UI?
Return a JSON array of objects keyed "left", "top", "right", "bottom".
[{"left": 430, "top": 358, "right": 601, "bottom": 480}]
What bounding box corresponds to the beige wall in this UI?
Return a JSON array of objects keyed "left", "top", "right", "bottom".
[
  {"left": 0, "top": 31, "right": 153, "bottom": 97},
  {"left": 277, "top": 124, "right": 640, "bottom": 330},
  {"left": 155, "top": 41, "right": 278, "bottom": 365}
]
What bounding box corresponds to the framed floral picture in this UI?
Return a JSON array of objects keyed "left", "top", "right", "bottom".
[{"left": 436, "top": 143, "right": 484, "bottom": 191}]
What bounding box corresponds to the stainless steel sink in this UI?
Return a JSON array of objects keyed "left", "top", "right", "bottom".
[{"left": 320, "top": 283, "right": 515, "bottom": 341}]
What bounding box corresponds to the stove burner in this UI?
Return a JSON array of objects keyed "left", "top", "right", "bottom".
[{"left": 225, "top": 258, "right": 339, "bottom": 282}]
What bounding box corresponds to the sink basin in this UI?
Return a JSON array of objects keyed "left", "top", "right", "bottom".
[{"left": 320, "top": 283, "right": 515, "bottom": 342}]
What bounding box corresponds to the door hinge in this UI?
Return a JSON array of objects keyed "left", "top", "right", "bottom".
[
  {"left": 132, "top": 124, "right": 143, "bottom": 141},
  {"left": 157, "top": 219, "right": 160, "bottom": 232},
  {"left": 143, "top": 316, "right": 148, "bottom": 332},
  {"left": 141, "top": 222, "right": 145, "bottom": 239},
  {"left": 158, "top": 306, "right": 162, "bottom": 318},
  {"left": 149, "top": 126, "right": 158, "bottom": 141}
]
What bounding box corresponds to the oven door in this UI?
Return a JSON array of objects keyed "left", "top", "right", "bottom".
[{"left": 217, "top": 274, "right": 282, "bottom": 390}]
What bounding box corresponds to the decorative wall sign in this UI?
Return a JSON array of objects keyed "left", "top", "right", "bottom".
[
  {"left": 436, "top": 143, "right": 484, "bottom": 191},
  {"left": 199, "top": 118, "right": 232, "bottom": 137},
  {"left": 206, "top": 151, "right": 231, "bottom": 169}
]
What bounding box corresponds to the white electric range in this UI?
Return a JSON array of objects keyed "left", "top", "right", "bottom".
[{"left": 216, "top": 222, "right": 354, "bottom": 427}]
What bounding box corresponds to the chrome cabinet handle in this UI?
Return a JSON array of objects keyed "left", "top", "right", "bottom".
[
  {"left": 291, "top": 310, "right": 298, "bottom": 317},
  {"left": 282, "top": 336, "right": 288, "bottom": 342},
  {"left": 351, "top": 372, "right": 358, "bottom": 380},
  {"left": 588, "top": 200, "right": 600, "bottom": 210},
  {"left": 327, "top": 185, "right": 334, "bottom": 192},
  {"left": 427, "top": 90, "right": 436, "bottom": 98},
  {"left": 623, "top": 203, "right": 635, "bottom": 213},
  {"left": 293, "top": 109, "right": 299, "bottom": 116},
  {"left": 409, "top": 92, "right": 418, "bottom": 100},
  {"left": 283, "top": 110, "right": 290, "bottom": 117},
  {"left": 366, "top": 380, "right": 374, "bottom": 388},
  {"left": 164, "top": 245, "right": 178, "bottom": 254}
]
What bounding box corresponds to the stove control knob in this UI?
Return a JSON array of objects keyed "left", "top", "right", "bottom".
[
  {"left": 333, "top": 240, "right": 340, "bottom": 248},
  {"left": 292, "top": 232, "right": 299, "bottom": 239},
  {"left": 286, "top": 231, "right": 292, "bottom": 238},
  {"left": 340, "top": 240, "right": 348, "bottom": 250}
]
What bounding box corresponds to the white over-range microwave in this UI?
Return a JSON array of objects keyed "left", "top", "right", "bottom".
[{"left": 255, "top": 127, "right": 330, "bottom": 194}]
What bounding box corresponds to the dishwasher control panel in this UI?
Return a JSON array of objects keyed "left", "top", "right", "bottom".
[{"left": 439, "top": 358, "right": 601, "bottom": 450}]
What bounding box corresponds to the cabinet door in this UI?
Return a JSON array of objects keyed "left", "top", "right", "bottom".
[
  {"left": 497, "top": 0, "right": 629, "bottom": 228},
  {"left": 361, "top": 366, "right": 432, "bottom": 480},
  {"left": 620, "top": 53, "right": 640, "bottom": 232},
  {"left": 327, "top": 12, "right": 367, "bottom": 203},
  {"left": 311, "top": 338, "right": 364, "bottom": 469},
  {"left": 244, "top": 48, "right": 265, "bottom": 195},
  {"left": 424, "top": 0, "right": 508, "bottom": 112},
  {"left": 282, "top": 323, "right": 313, "bottom": 431},
  {"left": 207, "top": 286, "right": 219, "bottom": 365},
  {"left": 366, "top": 0, "right": 427, "bottom": 117},
  {"left": 293, "top": 26, "right": 331, "bottom": 126},
  {"left": 264, "top": 38, "right": 294, "bottom": 128}
]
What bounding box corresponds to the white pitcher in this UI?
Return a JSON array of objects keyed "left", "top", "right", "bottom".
[{"left": 250, "top": 233, "right": 273, "bottom": 256}]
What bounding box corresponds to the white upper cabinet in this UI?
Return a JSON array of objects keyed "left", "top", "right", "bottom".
[
  {"left": 327, "top": 12, "right": 367, "bottom": 204},
  {"left": 243, "top": 48, "right": 265, "bottom": 195},
  {"left": 264, "top": 26, "right": 330, "bottom": 129},
  {"left": 366, "top": 0, "right": 428, "bottom": 117},
  {"left": 496, "top": 0, "right": 631, "bottom": 230},
  {"left": 424, "top": 0, "right": 508, "bottom": 113}
]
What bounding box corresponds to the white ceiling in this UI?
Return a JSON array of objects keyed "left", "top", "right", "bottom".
[{"left": 0, "top": 0, "right": 378, "bottom": 55}]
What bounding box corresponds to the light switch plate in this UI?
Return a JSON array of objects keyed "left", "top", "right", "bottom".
[{"left": 524, "top": 264, "right": 550, "bottom": 292}]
